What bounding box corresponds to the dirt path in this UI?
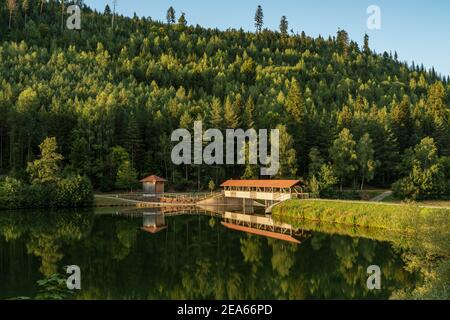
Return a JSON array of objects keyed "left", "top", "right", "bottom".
[{"left": 370, "top": 191, "right": 393, "bottom": 202}]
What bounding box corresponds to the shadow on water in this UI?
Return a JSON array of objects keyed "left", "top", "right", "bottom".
[{"left": 0, "top": 206, "right": 420, "bottom": 300}]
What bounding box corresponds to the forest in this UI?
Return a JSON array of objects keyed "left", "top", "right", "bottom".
[{"left": 0, "top": 1, "right": 449, "bottom": 200}]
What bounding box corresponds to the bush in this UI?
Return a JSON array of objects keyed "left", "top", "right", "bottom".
[
  {"left": 56, "top": 175, "right": 94, "bottom": 208},
  {"left": 0, "top": 175, "right": 93, "bottom": 210}
]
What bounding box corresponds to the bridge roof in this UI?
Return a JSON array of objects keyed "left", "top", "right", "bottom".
[{"left": 220, "top": 179, "right": 302, "bottom": 189}]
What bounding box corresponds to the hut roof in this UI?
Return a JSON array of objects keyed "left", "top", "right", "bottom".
[{"left": 140, "top": 175, "right": 167, "bottom": 183}]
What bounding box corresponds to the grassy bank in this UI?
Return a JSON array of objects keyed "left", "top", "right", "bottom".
[
  {"left": 272, "top": 199, "right": 450, "bottom": 232},
  {"left": 273, "top": 199, "right": 450, "bottom": 299},
  {"left": 93, "top": 195, "right": 137, "bottom": 208}
]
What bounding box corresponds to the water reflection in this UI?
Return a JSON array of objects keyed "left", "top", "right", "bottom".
[
  {"left": 0, "top": 207, "right": 418, "bottom": 300},
  {"left": 139, "top": 205, "right": 303, "bottom": 244}
]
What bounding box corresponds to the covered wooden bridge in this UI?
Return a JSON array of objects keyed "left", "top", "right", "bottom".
[{"left": 220, "top": 179, "right": 308, "bottom": 205}]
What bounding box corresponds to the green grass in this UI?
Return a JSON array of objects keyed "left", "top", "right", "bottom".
[
  {"left": 93, "top": 196, "right": 136, "bottom": 207},
  {"left": 272, "top": 199, "right": 450, "bottom": 232}
]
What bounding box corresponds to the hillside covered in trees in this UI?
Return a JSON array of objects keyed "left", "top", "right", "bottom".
[{"left": 0, "top": 1, "right": 449, "bottom": 199}]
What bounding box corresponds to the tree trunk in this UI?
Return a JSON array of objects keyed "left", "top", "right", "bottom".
[
  {"left": 360, "top": 175, "right": 365, "bottom": 191},
  {"left": 61, "top": 5, "right": 65, "bottom": 31},
  {"left": 197, "top": 166, "right": 201, "bottom": 191},
  {"left": 9, "top": 11, "right": 12, "bottom": 29},
  {"left": 27, "top": 134, "right": 32, "bottom": 162},
  {"left": 0, "top": 127, "right": 3, "bottom": 170}
]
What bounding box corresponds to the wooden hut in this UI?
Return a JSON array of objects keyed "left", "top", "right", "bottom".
[{"left": 140, "top": 175, "right": 167, "bottom": 194}]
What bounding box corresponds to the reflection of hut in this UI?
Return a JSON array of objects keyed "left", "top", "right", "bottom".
[
  {"left": 140, "top": 175, "right": 167, "bottom": 194},
  {"left": 142, "top": 212, "right": 167, "bottom": 234}
]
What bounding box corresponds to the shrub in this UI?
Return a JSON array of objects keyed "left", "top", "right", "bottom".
[{"left": 0, "top": 175, "right": 93, "bottom": 210}]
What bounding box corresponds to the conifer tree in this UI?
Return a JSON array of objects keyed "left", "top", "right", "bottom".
[
  {"left": 178, "top": 12, "right": 187, "bottom": 27},
  {"left": 279, "top": 16, "right": 288, "bottom": 36},
  {"left": 243, "top": 96, "right": 255, "bottom": 128},
  {"left": 224, "top": 96, "right": 239, "bottom": 129},
  {"left": 254, "top": 5, "right": 264, "bottom": 33},
  {"left": 285, "top": 78, "right": 305, "bottom": 124},
  {"left": 363, "top": 33, "right": 370, "bottom": 54},
  {"left": 104, "top": 4, "right": 111, "bottom": 15},
  {"left": 166, "top": 6, "right": 176, "bottom": 24},
  {"left": 210, "top": 98, "right": 223, "bottom": 130},
  {"left": 337, "top": 29, "right": 349, "bottom": 56}
]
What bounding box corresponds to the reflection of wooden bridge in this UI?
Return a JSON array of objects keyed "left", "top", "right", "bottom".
[
  {"left": 132, "top": 205, "right": 305, "bottom": 244},
  {"left": 221, "top": 212, "right": 302, "bottom": 244}
]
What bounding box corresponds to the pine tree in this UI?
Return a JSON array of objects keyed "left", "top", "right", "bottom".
[
  {"left": 285, "top": 78, "right": 304, "bottom": 124},
  {"left": 276, "top": 124, "right": 298, "bottom": 178},
  {"left": 111, "top": 0, "right": 117, "bottom": 29},
  {"left": 254, "top": 5, "right": 264, "bottom": 33},
  {"left": 104, "top": 4, "right": 111, "bottom": 15},
  {"left": 26, "top": 137, "right": 64, "bottom": 185},
  {"left": 243, "top": 96, "right": 255, "bottom": 128},
  {"left": 60, "top": 0, "right": 66, "bottom": 31},
  {"left": 123, "top": 115, "right": 144, "bottom": 170},
  {"left": 210, "top": 98, "right": 223, "bottom": 129},
  {"left": 166, "top": 6, "right": 176, "bottom": 24},
  {"left": 178, "top": 12, "right": 187, "bottom": 27},
  {"left": 391, "top": 95, "right": 413, "bottom": 150},
  {"left": 279, "top": 16, "right": 288, "bottom": 36},
  {"left": 337, "top": 29, "right": 349, "bottom": 56},
  {"left": 363, "top": 33, "right": 370, "bottom": 54},
  {"left": 224, "top": 96, "right": 239, "bottom": 129}
]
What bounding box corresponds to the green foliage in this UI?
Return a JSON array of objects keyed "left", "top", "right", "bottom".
[
  {"left": 315, "top": 164, "right": 338, "bottom": 197},
  {"left": 27, "top": 137, "right": 63, "bottom": 185},
  {"left": 330, "top": 129, "right": 357, "bottom": 190},
  {"left": 393, "top": 138, "right": 446, "bottom": 200},
  {"left": 0, "top": 136, "right": 93, "bottom": 209},
  {"left": 0, "top": 1, "right": 448, "bottom": 194},
  {"left": 276, "top": 124, "right": 297, "bottom": 178},
  {"left": 356, "top": 133, "right": 377, "bottom": 190},
  {"left": 34, "top": 273, "right": 75, "bottom": 300},
  {"left": 273, "top": 199, "right": 447, "bottom": 231},
  {"left": 116, "top": 160, "right": 138, "bottom": 192},
  {"left": 279, "top": 16, "right": 288, "bottom": 36},
  {"left": 166, "top": 6, "right": 176, "bottom": 24},
  {"left": 208, "top": 179, "right": 215, "bottom": 193},
  {"left": 0, "top": 175, "right": 93, "bottom": 210},
  {"left": 254, "top": 5, "right": 264, "bottom": 33}
]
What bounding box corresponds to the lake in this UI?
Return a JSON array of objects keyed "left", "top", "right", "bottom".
[{"left": 0, "top": 208, "right": 418, "bottom": 300}]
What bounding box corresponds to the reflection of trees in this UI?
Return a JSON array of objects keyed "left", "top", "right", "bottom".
[
  {"left": 0, "top": 210, "right": 94, "bottom": 279},
  {"left": 240, "top": 235, "right": 262, "bottom": 273},
  {"left": 1, "top": 211, "right": 420, "bottom": 299},
  {"left": 112, "top": 220, "right": 138, "bottom": 260},
  {"left": 27, "top": 234, "right": 63, "bottom": 276},
  {"left": 269, "top": 239, "right": 297, "bottom": 277}
]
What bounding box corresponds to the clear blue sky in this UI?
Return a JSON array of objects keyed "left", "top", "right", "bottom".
[{"left": 85, "top": 0, "right": 450, "bottom": 77}]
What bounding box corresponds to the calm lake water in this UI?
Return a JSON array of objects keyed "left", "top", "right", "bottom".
[{"left": 0, "top": 208, "right": 418, "bottom": 300}]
